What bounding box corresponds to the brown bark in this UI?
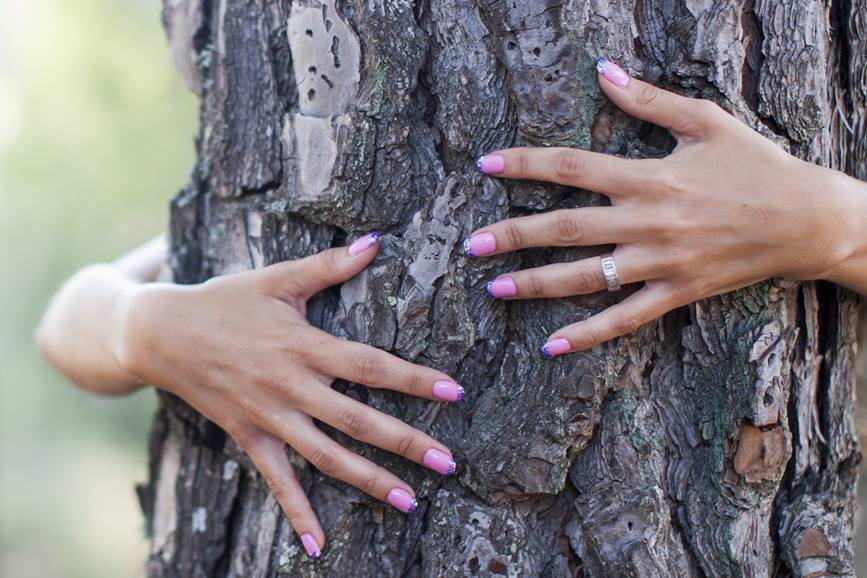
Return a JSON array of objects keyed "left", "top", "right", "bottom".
[{"left": 140, "top": 1, "right": 865, "bottom": 576}]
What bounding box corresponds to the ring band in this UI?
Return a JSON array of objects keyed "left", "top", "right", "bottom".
[{"left": 600, "top": 254, "right": 621, "bottom": 292}]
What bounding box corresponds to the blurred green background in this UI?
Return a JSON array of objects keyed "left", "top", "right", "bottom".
[
  {"left": 0, "top": 1, "right": 863, "bottom": 577},
  {"left": 0, "top": 0, "right": 195, "bottom": 576}
]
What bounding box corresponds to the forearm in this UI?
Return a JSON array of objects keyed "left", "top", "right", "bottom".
[
  {"left": 822, "top": 175, "right": 867, "bottom": 296},
  {"left": 36, "top": 235, "right": 168, "bottom": 395}
]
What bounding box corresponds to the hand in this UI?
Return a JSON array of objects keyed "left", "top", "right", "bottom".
[
  {"left": 118, "top": 233, "right": 464, "bottom": 557},
  {"left": 466, "top": 57, "right": 863, "bottom": 356}
]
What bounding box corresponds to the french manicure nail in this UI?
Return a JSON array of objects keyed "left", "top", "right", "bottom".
[
  {"left": 486, "top": 276, "right": 517, "bottom": 298},
  {"left": 595, "top": 57, "right": 630, "bottom": 89},
  {"left": 541, "top": 337, "right": 572, "bottom": 357},
  {"left": 423, "top": 448, "right": 457, "bottom": 476},
  {"left": 386, "top": 487, "right": 418, "bottom": 513},
  {"left": 463, "top": 232, "right": 496, "bottom": 258},
  {"left": 348, "top": 231, "right": 381, "bottom": 256},
  {"left": 432, "top": 380, "right": 465, "bottom": 402},
  {"left": 300, "top": 533, "right": 321, "bottom": 559},
  {"left": 476, "top": 154, "right": 505, "bottom": 175}
]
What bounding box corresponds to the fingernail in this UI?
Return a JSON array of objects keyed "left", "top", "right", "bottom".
[
  {"left": 486, "top": 276, "right": 517, "bottom": 298},
  {"left": 300, "top": 533, "right": 321, "bottom": 559},
  {"left": 432, "top": 380, "right": 465, "bottom": 402},
  {"left": 595, "top": 57, "right": 630, "bottom": 89},
  {"left": 348, "top": 231, "right": 381, "bottom": 256},
  {"left": 423, "top": 448, "right": 457, "bottom": 476},
  {"left": 541, "top": 337, "right": 572, "bottom": 357},
  {"left": 463, "top": 232, "right": 496, "bottom": 258},
  {"left": 386, "top": 487, "right": 418, "bottom": 513},
  {"left": 476, "top": 154, "right": 505, "bottom": 175}
]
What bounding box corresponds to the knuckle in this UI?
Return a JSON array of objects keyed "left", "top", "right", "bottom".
[
  {"left": 637, "top": 83, "right": 662, "bottom": 107},
  {"left": 691, "top": 100, "right": 727, "bottom": 133},
  {"left": 576, "top": 328, "right": 600, "bottom": 350},
  {"left": 282, "top": 507, "right": 305, "bottom": 529},
  {"left": 555, "top": 149, "right": 586, "bottom": 182},
  {"left": 263, "top": 470, "right": 291, "bottom": 501},
  {"left": 313, "top": 248, "right": 339, "bottom": 275},
  {"left": 360, "top": 472, "right": 382, "bottom": 496},
  {"left": 553, "top": 212, "right": 585, "bottom": 244},
  {"left": 225, "top": 421, "right": 254, "bottom": 446},
  {"left": 395, "top": 433, "right": 419, "bottom": 459},
  {"left": 307, "top": 445, "right": 338, "bottom": 476},
  {"left": 516, "top": 148, "right": 531, "bottom": 176},
  {"left": 526, "top": 274, "right": 545, "bottom": 298},
  {"left": 503, "top": 221, "right": 527, "bottom": 249},
  {"left": 616, "top": 312, "right": 646, "bottom": 335},
  {"left": 406, "top": 369, "right": 424, "bottom": 397},
  {"left": 660, "top": 249, "right": 695, "bottom": 277},
  {"left": 338, "top": 408, "right": 372, "bottom": 439},
  {"left": 573, "top": 266, "right": 601, "bottom": 293},
  {"left": 353, "top": 352, "right": 384, "bottom": 386},
  {"left": 694, "top": 99, "right": 722, "bottom": 118},
  {"left": 255, "top": 370, "right": 286, "bottom": 396}
]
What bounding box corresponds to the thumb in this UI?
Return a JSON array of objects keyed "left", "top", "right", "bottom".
[
  {"left": 595, "top": 57, "right": 714, "bottom": 139},
  {"left": 264, "top": 231, "right": 381, "bottom": 300}
]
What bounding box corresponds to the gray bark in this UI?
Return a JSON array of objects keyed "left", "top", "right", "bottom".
[{"left": 140, "top": 1, "right": 865, "bottom": 576}]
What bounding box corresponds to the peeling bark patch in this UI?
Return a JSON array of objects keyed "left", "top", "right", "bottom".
[
  {"left": 732, "top": 423, "right": 787, "bottom": 483},
  {"left": 287, "top": 0, "right": 360, "bottom": 117},
  {"left": 795, "top": 528, "right": 832, "bottom": 560}
]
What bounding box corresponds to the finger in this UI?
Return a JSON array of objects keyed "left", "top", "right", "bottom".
[
  {"left": 283, "top": 415, "right": 422, "bottom": 513},
  {"left": 301, "top": 384, "right": 458, "bottom": 477},
  {"left": 541, "top": 283, "right": 674, "bottom": 355},
  {"left": 475, "top": 146, "right": 658, "bottom": 198},
  {"left": 261, "top": 232, "right": 382, "bottom": 300},
  {"left": 464, "top": 207, "right": 637, "bottom": 257},
  {"left": 303, "top": 331, "right": 466, "bottom": 402},
  {"left": 595, "top": 57, "right": 719, "bottom": 139},
  {"left": 243, "top": 432, "right": 325, "bottom": 559},
  {"left": 486, "top": 249, "right": 652, "bottom": 299}
]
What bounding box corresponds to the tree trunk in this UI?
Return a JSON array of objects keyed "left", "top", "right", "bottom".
[{"left": 140, "top": 1, "right": 865, "bottom": 576}]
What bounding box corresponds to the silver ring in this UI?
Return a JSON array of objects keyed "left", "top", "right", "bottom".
[{"left": 600, "top": 254, "right": 621, "bottom": 292}]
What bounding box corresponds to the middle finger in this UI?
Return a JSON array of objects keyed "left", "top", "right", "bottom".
[
  {"left": 301, "top": 384, "right": 458, "bottom": 477},
  {"left": 464, "top": 207, "right": 638, "bottom": 257}
]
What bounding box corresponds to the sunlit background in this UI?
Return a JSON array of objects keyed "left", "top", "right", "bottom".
[{"left": 0, "top": 1, "right": 864, "bottom": 577}]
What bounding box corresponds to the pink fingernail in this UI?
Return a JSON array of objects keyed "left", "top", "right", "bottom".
[
  {"left": 432, "top": 380, "right": 465, "bottom": 402},
  {"left": 423, "top": 448, "right": 457, "bottom": 476},
  {"left": 386, "top": 487, "right": 418, "bottom": 513},
  {"left": 476, "top": 154, "right": 505, "bottom": 175},
  {"left": 463, "top": 232, "right": 496, "bottom": 258},
  {"left": 541, "top": 337, "right": 571, "bottom": 357},
  {"left": 595, "top": 57, "right": 630, "bottom": 89},
  {"left": 348, "top": 231, "right": 381, "bottom": 256},
  {"left": 300, "top": 533, "right": 321, "bottom": 559},
  {"left": 486, "top": 276, "right": 517, "bottom": 298}
]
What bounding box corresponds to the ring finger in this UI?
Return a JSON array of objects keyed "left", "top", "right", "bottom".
[
  {"left": 485, "top": 246, "right": 653, "bottom": 299},
  {"left": 283, "top": 412, "right": 422, "bottom": 513}
]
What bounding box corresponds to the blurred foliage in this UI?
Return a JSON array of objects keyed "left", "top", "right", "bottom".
[{"left": 0, "top": 0, "right": 196, "bottom": 577}]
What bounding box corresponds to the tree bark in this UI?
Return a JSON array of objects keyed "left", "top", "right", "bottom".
[{"left": 141, "top": 1, "right": 865, "bottom": 576}]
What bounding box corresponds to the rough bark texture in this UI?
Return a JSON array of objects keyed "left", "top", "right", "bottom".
[{"left": 141, "top": 1, "right": 865, "bottom": 576}]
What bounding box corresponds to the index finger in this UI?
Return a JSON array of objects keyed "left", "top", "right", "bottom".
[
  {"left": 476, "top": 146, "right": 660, "bottom": 198},
  {"left": 304, "top": 330, "right": 466, "bottom": 403}
]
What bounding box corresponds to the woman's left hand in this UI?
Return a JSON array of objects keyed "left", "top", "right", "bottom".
[{"left": 465, "top": 58, "right": 864, "bottom": 357}]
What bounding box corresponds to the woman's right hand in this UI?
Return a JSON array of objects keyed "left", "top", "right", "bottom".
[{"left": 117, "top": 233, "right": 463, "bottom": 558}]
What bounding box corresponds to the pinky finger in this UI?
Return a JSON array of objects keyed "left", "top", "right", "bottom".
[
  {"left": 244, "top": 432, "right": 325, "bottom": 560},
  {"left": 542, "top": 283, "right": 675, "bottom": 355}
]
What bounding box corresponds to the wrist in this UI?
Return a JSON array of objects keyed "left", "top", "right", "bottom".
[
  {"left": 114, "top": 283, "right": 173, "bottom": 389},
  {"left": 820, "top": 172, "right": 867, "bottom": 290}
]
